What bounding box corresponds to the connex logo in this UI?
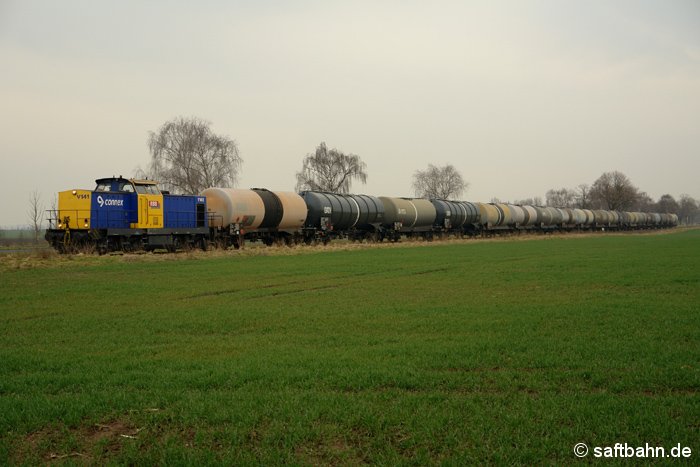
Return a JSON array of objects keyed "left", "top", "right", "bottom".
[{"left": 97, "top": 195, "right": 124, "bottom": 208}]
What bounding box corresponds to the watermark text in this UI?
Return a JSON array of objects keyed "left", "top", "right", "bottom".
[{"left": 574, "top": 442, "right": 692, "bottom": 459}]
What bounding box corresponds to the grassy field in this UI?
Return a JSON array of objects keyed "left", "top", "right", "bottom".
[
  {"left": 1, "top": 230, "right": 698, "bottom": 464},
  {"left": 0, "top": 229, "right": 46, "bottom": 251}
]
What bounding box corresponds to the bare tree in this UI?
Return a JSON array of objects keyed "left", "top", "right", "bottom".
[
  {"left": 575, "top": 184, "right": 591, "bottom": 209},
  {"left": 295, "top": 142, "right": 367, "bottom": 193},
  {"left": 147, "top": 116, "right": 242, "bottom": 194},
  {"left": 656, "top": 194, "right": 679, "bottom": 213},
  {"left": 589, "top": 171, "right": 639, "bottom": 210},
  {"left": 546, "top": 188, "right": 576, "bottom": 207},
  {"left": 412, "top": 164, "right": 468, "bottom": 199},
  {"left": 678, "top": 194, "right": 699, "bottom": 225},
  {"left": 27, "top": 189, "right": 44, "bottom": 243},
  {"left": 634, "top": 191, "right": 655, "bottom": 212},
  {"left": 513, "top": 197, "right": 543, "bottom": 206}
]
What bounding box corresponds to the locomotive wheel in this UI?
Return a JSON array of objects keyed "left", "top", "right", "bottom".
[{"left": 96, "top": 242, "right": 108, "bottom": 255}]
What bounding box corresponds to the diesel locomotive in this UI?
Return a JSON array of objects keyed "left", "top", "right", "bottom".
[
  {"left": 45, "top": 177, "right": 209, "bottom": 253},
  {"left": 45, "top": 176, "right": 679, "bottom": 254}
]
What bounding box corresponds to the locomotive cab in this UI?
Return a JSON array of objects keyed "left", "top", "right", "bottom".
[{"left": 91, "top": 177, "right": 164, "bottom": 229}]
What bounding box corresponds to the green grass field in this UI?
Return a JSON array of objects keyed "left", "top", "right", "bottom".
[{"left": 1, "top": 230, "right": 698, "bottom": 464}]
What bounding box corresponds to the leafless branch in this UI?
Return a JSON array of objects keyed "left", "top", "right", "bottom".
[
  {"left": 27, "top": 189, "right": 43, "bottom": 243},
  {"left": 145, "top": 117, "right": 242, "bottom": 193},
  {"left": 412, "top": 164, "right": 467, "bottom": 200},
  {"left": 295, "top": 142, "right": 367, "bottom": 193}
]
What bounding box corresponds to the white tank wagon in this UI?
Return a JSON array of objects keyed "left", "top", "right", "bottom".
[
  {"left": 508, "top": 204, "right": 527, "bottom": 227},
  {"left": 520, "top": 205, "right": 540, "bottom": 228}
]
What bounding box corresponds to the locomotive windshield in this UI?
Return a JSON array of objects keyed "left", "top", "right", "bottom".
[
  {"left": 95, "top": 180, "right": 135, "bottom": 192},
  {"left": 94, "top": 178, "right": 159, "bottom": 194},
  {"left": 135, "top": 184, "right": 160, "bottom": 194}
]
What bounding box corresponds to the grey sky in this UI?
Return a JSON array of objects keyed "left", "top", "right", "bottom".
[{"left": 1, "top": 0, "right": 699, "bottom": 227}]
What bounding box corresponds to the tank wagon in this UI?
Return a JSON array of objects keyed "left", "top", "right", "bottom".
[
  {"left": 380, "top": 197, "right": 437, "bottom": 241},
  {"left": 301, "top": 192, "right": 385, "bottom": 242},
  {"left": 47, "top": 176, "right": 680, "bottom": 253},
  {"left": 202, "top": 188, "right": 307, "bottom": 247},
  {"left": 431, "top": 199, "right": 480, "bottom": 237}
]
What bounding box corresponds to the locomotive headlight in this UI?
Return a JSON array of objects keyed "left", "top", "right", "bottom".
[
  {"left": 58, "top": 223, "right": 63, "bottom": 229},
  {"left": 72, "top": 190, "right": 77, "bottom": 195},
  {"left": 84, "top": 221, "right": 89, "bottom": 228}
]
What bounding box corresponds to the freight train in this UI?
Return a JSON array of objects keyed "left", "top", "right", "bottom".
[{"left": 45, "top": 176, "right": 679, "bottom": 254}]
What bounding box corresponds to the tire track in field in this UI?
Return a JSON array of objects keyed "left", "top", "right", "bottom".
[{"left": 180, "top": 267, "right": 451, "bottom": 301}]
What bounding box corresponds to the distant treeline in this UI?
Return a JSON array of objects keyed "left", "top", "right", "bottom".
[{"left": 0, "top": 229, "right": 45, "bottom": 245}]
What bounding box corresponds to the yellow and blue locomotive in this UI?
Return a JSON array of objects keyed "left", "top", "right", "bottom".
[{"left": 46, "top": 177, "right": 209, "bottom": 253}]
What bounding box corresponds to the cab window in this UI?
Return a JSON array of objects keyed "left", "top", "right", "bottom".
[
  {"left": 135, "top": 184, "right": 159, "bottom": 194},
  {"left": 119, "top": 182, "right": 135, "bottom": 192}
]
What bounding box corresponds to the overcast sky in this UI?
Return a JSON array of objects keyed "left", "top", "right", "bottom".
[{"left": 1, "top": 0, "right": 699, "bottom": 227}]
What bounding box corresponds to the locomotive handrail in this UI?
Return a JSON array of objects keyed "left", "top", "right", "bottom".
[{"left": 46, "top": 209, "right": 138, "bottom": 229}]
